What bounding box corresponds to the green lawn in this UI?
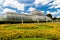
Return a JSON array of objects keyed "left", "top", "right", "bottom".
[
  {"left": 12, "top": 38, "right": 50, "bottom": 40},
  {"left": 4, "top": 24, "right": 52, "bottom": 40},
  {"left": 1, "top": 23, "right": 56, "bottom": 40},
  {"left": 5, "top": 25, "right": 52, "bottom": 30}
]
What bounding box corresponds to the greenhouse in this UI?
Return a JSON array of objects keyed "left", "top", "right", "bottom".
[{"left": 0, "top": 10, "right": 52, "bottom": 23}]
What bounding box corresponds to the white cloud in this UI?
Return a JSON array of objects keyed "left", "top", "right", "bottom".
[
  {"left": 40, "top": 11, "right": 44, "bottom": 13},
  {"left": 23, "top": 13, "right": 29, "bottom": 14},
  {"left": 21, "top": 12, "right": 29, "bottom": 14},
  {"left": 28, "top": 7, "right": 36, "bottom": 11},
  {"left": 2, "top": 0, "right": 25, "bottom": 11},
  {"left": 57, "top": 16, "right": 60, "bottom": 18},
  {"left": 34, "top": 0, "right": 52, "bottom": 6},
  {"left": 46, "top": 9, "right": 60, "bottom": 17},
  {"left": 47, "top": 11, "right": 56, "bottom": 15},
  {"left": 46, "top": 10, "right": 60, "bottom": 15},
  {"left": 49, "top": 0, "right": 60, "bottom": 8},
  {"left": 3, "top": 8, "right": 16, "bottom": 13},
  {"left": 0, "top": 0, "right": 4, "bottom": 5}
]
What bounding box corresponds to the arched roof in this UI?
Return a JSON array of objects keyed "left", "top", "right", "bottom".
[
  {"left": 30, "top": 10, "right": 44, "bottom": 16},
  {"left": 0, "top": 12, "right": 52, "bottom": 22}
]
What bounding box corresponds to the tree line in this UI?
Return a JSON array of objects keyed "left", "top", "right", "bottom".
[{"left": 46, "top": 14, "right": 60, "bottom": 21}]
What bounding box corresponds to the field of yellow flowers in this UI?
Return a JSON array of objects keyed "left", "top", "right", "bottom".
[{"left": 0, "top": 22, "right": 60, "bottom": 40}]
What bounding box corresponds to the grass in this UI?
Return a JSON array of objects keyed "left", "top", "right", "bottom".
[
  {"left": 12, "top": 38, "right": 50, "bottom": 40},
  {"left": 5, "top": 26, "right": 18, "bottom": 30},
  {"left": 4, "top": 23, "right": 53, "bottom": 40},
  {"left": 0, "top": 22, "right": 60, "bottom": 40},
  {"left": 5, "top": 25, "right": 52, "bottom": 30},
  {"left": 3, "top": 24, "right": 52, "bottom": 40}
]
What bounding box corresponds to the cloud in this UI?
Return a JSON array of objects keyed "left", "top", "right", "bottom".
[
  {"left": 41, "top": 11, "right": 44, "bottom": 13},
  {"left": 18, "top": 0, "right": 35, "bottom": 4},
  {"left": 34, "top": 0, "right": 52, "bottom": 6},
  {"left": 46, "top": 9, "right": 60, "bottom": 15},
  {"left": 57, "top": 16, "right": 60, "bottom": 18},
  {"left": 3, "top": 8, "right": 16, "bottom": 13},
  {"left": 49, "top": 0, "right": 60, "bottom": 8},
  {"left": 0, "top": 0, "right": 60, "bottom": 18},
  {"left": 21, "top": 12, "right": 28, "bottom": 14},
  {"left": 0, "top": 0, "right": 4, "bottom": 5},
  {"left": 2, "top": 0, "right": 25, "bottom": 11},
  {"left": 28, "top": 7, "right": 36, "bottom": 11}
]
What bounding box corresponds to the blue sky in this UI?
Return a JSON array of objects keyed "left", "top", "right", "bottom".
[{"left": 0, "top": 0, "right": 60, "bottom": 18}]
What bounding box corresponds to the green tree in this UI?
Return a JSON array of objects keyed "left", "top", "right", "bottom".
[
  {"left": 53, "top": 17, "right": 57, "bottom": 21},
  {"left": 46, "top": 14, "right": 52, "bottom": 19},
  {"left": 57, "top": 17, "right": 60, "bottom": 20}
]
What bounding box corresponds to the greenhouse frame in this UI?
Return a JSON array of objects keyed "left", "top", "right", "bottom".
[{"left": 0, "top": 10, "right": 52, "bottom": 23}]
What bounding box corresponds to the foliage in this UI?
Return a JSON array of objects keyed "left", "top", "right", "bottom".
[
  {"left": 46, "top": 14, "right": 52, "bottom": 19},
  {"left": 0, "top": 22, "right": 60, "bottom": 40},
  {"left": 52, "top": 17, "right": 57, "bottom": 21},
  {"left": 15, "top": 24, "right": 38, "bottom": 29}
]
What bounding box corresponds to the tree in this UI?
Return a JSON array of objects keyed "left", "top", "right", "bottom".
[
  {"left": 57, "top": 17, "right": 60, "bottom": 20},
  {"left": 46, "top": 14, "right": 52, "bottom": 19},
  {"left": 52, "top": 17, "right": 57, "bottom": 21}
]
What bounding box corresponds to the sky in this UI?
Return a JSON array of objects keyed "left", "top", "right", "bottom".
[{"left": 0, "top": 0, "right": 60, "bottom": 18}]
